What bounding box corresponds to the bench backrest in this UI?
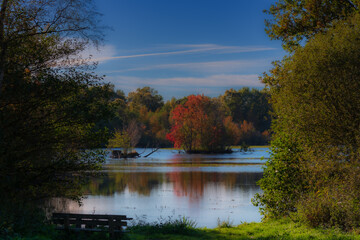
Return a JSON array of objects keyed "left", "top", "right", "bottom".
[{"left": 53, "top": 213, "right": 133, "bottom": 230}]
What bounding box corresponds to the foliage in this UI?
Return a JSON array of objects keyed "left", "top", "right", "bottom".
[
  {"left": 252, "top": 133, "right": 305, "bottom": 219},
  {"left": 258, "top": 13, "right": 360, "bottom": 229},
  {"left": 128, "top": 86, "right": 164, "bottom": 112},
  {"left": 238, "top": 120, "right": 267, "bottom": 146},
  {"left": 265, "top": 0, "right": 360, "bottom": 51},
  {"left": 128, "top": 216, "right": 197, "bottom": 235},
  {"left": 166, "top": 95, "right": 234, "bottom": 153},
  {"left": 0, "top": 0, "right": 104, "bottom": 90},
  {"left": 0, "top": 203, "right": 49, "bottom": 239},
  {"left": 0, "top": 0, "right": 112, "bottom": 237},
  {"left": 1, "top": 69, "right": 113, "bottom": 203},
  {"left": 217, "top": 218, "right": 234, "bottom": 228},
  {"left": 221, "top": 88, "right": 271, "bottom": 132},
  {"left": 107, "top": 129, "right": 132, "bottom": 153},
  {"left": 223, "top": 116, "right": 241, "bottom": 146},
  {"left": 106, "top": 87, "right": 271, "bottom": 148}
]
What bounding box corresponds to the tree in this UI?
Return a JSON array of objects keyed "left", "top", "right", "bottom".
[
  {"left": 128, "top": 86, "right": 164, "bottom": 112},
  {"left": 3, "top": 70, "right": 113, "bottom": 196},
  {"left": 0, "top": 0, "right": 104, "bottom": 93},
  {"left": 221, "top": 88, "right": 271, "bottom": 132},
  {"left": 0, "top": 0, "right": 112, "bottom": 235},
  {"left": 238, "top": 120, "right": 264, "bottom": 146},
  {"left": 265, "top": 0, "right": 359, "bottom": 51},
  {"left": 166, "top": 95, "right": 233, "bottom": 153},
  {"left": 256, "top": 13, "right": 360, "bottom": 229},
  {"left": 223, "top": 116, "right": 241, "bottom": 146},
  {"left": 108, "top": 129, "right": 132, "bottom": 154}
]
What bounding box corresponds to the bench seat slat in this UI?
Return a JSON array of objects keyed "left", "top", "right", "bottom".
[
  {"left": 53, "top": 213, "right": 132, "bottom": 220},
  {"left": 53, "top": 219, "right": 128, "bottom": 226},
  {"left": 55, "top": 227, "right": 122, "bottom": 233}
]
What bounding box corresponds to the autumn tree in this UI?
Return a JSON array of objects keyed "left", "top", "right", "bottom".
[
  {"left": 223, "top": 116, "right": 241, "bottom": 146},
  {"left": 167, "top": 95, "right": 234, "bottom": 153}
]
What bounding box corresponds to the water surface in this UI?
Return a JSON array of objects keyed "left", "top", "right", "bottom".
[{"left": 64, "top": 148, "right": 269, "bottom": 228}]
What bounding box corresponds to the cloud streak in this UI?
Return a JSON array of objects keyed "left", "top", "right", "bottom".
[
  {"left": 108, "top": 74, "right": 263, "bottom": 89},
  {"left": 79, "top": 44, "right": 118, "bottom": 63},
  {"left": 90, "top": 44, "right": 275, "bottom": 62},
  {"left": 103, "top": 59, "right": 271, "bottom": 74}
]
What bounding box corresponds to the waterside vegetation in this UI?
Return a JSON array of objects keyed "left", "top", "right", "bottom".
[
  {"left": 254, "top": 0, "right": 360, "bottom": 231},
  {"left": 106, "top": 87, "right": 271, "bottom": 152},
  {"left": 7, "top": 218, "right": 360, "bottom": 240}
]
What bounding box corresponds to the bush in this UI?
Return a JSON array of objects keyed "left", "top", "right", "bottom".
[
  {"left": 128, "top": 216, "right": 197, "bottom": 235},
  {"left": 296, "top": 167, "right": 360, "bottom": 230},
  {"left": 252, "top": 133, "right": 306, "bottom": 218}
]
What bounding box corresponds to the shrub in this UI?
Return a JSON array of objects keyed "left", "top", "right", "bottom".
[
  {"left": 128, "top": 216, "right": 197, "bottom": 235},
  {"left": 252, "top": 133, "right": 306, "bottom": 218}
]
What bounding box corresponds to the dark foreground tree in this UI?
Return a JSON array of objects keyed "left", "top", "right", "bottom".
[
  {"left": 255, "top": 13, "right": 360, "bottom": 229},
  {"left": 0, "top": 0, "right": 113, "bottom": 236},
  {"left": 1, "top": 70, "right": 113, "bottom": 202}
]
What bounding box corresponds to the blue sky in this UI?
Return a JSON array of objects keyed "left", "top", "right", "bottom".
[{"left": 90, "top": 0, "right": 285, "bottom": 100}]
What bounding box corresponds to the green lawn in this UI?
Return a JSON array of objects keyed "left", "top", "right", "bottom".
[
  {"left": 125, "top": 219, "right": 360, "bottom": 240},
  {"left": 9, "top": 219, "right": 360, "bottom": 240}
]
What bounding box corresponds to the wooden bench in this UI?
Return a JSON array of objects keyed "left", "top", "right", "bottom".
[{"left": 52, "top": 213, "right": 133, "bottom": 239}]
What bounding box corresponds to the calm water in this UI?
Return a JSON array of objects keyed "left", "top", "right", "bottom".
[{"left": 63, "top": 148, "right": 269, "bottom": 228}]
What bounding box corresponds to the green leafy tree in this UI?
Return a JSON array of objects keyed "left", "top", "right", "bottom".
[
  {"left": 108, "top": 129, "right": 132, "bottom": 154},
  {"left": 128, "top": 86, "right": 164, "bottom": 112},
  {"left": 257, "top": 13, "right": 360, "bottom": 229},
  {"left": 253, "top": 133, "right": 305, "bottom": 218},
  {"left": 221, "top": 88, "right": 271, "bottom": 132},
  {"left": 265, "top": 0, "right": 360, "bottom": 51}
]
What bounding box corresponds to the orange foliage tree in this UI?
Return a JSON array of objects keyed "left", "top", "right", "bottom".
[{"left": 166, "top": 95, "right": 235, "bottom": 153}]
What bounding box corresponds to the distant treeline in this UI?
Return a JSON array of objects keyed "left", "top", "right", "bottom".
[{"left": 101, "top": 86, "right": 271, "bottom": 148}]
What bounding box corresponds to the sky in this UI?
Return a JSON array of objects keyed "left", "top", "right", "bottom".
[{"left": 90, "top": 0, "right": 285, "bottom": 100}]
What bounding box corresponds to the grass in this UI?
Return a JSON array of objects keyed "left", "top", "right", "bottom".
[
  {"left": 125, "top": 218, "right": 360, "bottom": 240},
  {"left": 7, "top": 218, "right": 360, "bottom": 239}
]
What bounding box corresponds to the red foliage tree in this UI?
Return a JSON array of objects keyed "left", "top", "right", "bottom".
[{"left": 166, "top": 95, "right": 232, "bottom": 153}]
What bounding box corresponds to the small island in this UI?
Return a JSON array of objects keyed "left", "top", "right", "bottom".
[
  {"left": 166, "top": 95, "right": 238, "bottom": 154},
  {"left": 107, "top": 128, "right": 140, "bottom": 158}
]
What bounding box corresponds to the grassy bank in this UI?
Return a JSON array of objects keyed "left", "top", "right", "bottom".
[
  {"left": 7, "top": 218, "right": 360, "bottom": 240},
  {"left": 125, "top": 219, "right": 360, "bottom": 240}
]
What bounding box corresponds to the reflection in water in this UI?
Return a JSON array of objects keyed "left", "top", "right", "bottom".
[
  {"left": 54, "top": 148, "right": 268, "bottom": 228},
  {"left": 85, "top": 171, "right": 262, "bottom": 201}
]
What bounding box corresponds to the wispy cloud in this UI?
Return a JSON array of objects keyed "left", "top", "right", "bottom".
[
  {"left": 108, "top": 74, "right": 263, "bottom": 89},
  {"left": 79, "top": 44, "right": 118, "bottom": 63},
  {"left": 90, "top": 44, "right": 275, "bottom": 62},
  {"left": 103, "top": 59, "right": 271, "bottom": 74}
]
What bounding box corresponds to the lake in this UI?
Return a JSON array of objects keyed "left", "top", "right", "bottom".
[{"left": 62, "top": 147, "right": 269, "bottom": 228}]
